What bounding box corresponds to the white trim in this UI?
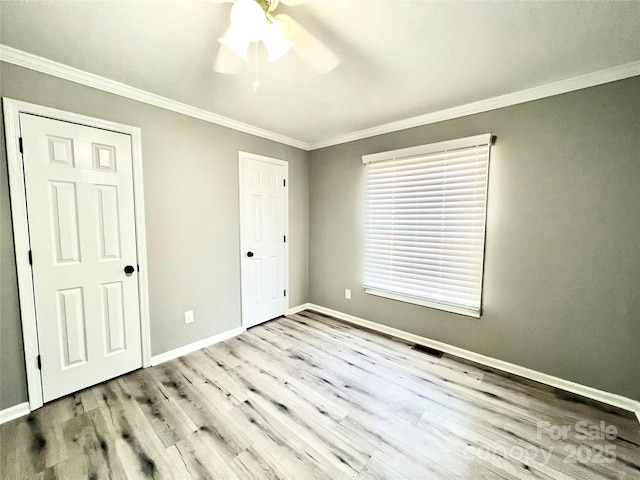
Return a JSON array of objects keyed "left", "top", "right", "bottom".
[
  {"left": 2, "top": 45, "right": 639, "bottom": 152},
  {"left": 303, "top": 304, "right": 640, "bottom": 416},
  {"left": 361, "top": 133, "right": 492, "bottom": 164},
  {"left": 130, "top": 130, "right": 152, "bottom": 368},
  {"left": 238, "top": 152, "right": 290, "bottom": 328},
  {"left": 287, "top": 303, "right": 312, "bottom": 315},
  {"left": 0, "top": 45, "right": 307, "bottom": 151},
  {"left": 309, "top": 61, "right": 640, "bottom": 150},
  {"left": 3, "top": 98, "right": 152, "bottom": 410},
  {"left": 150, "top": 327, "right": 245, "bottom": 366},
  {"left": 0, "top": 402, "right": 30, "bottom": 425},
  {"left": 365, "top": 288, "right": 480, "bottom": 319},
  {"left": 2, "top": 99, "right": 41, "bottom": 410}
]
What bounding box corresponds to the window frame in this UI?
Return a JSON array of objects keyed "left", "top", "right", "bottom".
[{"left": 362, "top": 133, "right": 493, "bottom": 318}]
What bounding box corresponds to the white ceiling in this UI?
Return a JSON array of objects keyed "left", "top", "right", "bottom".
[{"left": 1, "top": 1, "right": 639, "bottom": 147}]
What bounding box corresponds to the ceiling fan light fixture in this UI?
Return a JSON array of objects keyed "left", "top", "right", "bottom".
[
  {"left": 214, "top": 1, "right": 340, "bottom": 77},
  {"left": 262, "top": 22, "right": 293, "bottom": 62},
  {"left": 229, "top": 0, "right": 268, "bottom": 43},
  {"left": 219, "top": 28, "right": 250, "bottom": 61},
  {"left": 213, "top": 43, "right": 246, "bottom": 74}
]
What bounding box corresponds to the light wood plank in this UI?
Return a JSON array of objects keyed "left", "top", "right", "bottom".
[{"left": 2, "top": 311, "right": 638, "bottom": 479}]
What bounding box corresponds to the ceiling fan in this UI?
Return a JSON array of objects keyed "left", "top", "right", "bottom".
[{"left": 212, "top": 0, "right": 340, "bottom": 76}]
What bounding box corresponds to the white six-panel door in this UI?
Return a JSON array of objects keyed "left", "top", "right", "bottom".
[
  {"left": 20, "top": 113, "right": 142, "bottom": 402},
  {"left": 240, "top": 153, "right": 287, "bottom": 328}
]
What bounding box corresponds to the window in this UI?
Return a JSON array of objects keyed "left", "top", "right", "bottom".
[{"left": 363, "top": 134, "right": 493, "bottom": 318}]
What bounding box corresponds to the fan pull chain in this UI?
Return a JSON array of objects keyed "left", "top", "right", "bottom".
[{"left": 252, "top": 43, "right": 261, "bottom": 91}]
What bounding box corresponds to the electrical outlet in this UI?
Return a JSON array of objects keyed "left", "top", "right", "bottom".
[
  {"left": 184, "top": 310, "right": 194, "bottom": 324},
  {"left": 345, "top": 289, "right": 351, "bottom": 300}
]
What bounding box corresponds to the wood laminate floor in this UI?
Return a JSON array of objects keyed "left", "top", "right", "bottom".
[{"left": 1, "top": 310, "right": 639, "bottom": 479}]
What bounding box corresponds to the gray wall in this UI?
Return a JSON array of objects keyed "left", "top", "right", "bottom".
[
  {"left": 2, "top": 60, "right": 639, "bottom": 411},
  {"left": 0, "top": 62, "right": 309, "bottom": 409},
  {"left": 309, "top": 76, "right": 640, "bottom": 401}
]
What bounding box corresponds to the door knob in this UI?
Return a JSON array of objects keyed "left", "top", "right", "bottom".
[
  {"left": 124, "top": 265, "right": 135, "bottom": 274},
  {"left": 246, "top": 251, "right": 254, "bottom": 258}
]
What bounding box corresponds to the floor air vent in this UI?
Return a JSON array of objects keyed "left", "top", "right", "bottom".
[{"left": 412, "top": 344, "right": 444, "bottom": 358}]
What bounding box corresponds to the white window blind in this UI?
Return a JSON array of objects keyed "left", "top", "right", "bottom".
[{"left": 362, "top": 134, "right": 492, "bottom": 318}]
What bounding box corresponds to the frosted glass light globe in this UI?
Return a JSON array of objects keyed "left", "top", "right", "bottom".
[
  {"left": 230, "top": 0, "right": 267, "bottom": 43},
  {"left": 262, "top": 21, "right": 292, "bottom": 62}
]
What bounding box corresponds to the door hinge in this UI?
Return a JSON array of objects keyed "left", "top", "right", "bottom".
[
  {"left": 28, "top": 250, "right": 33, "bottom": 265},
  {"left": 37, "top": 355, "right": 41, "bottom": 370},
  {"left": 19, "top": 137, "right": 23, "bottom": 154},
  {"left": 284, "top": 289, "right": 287, "bottom": 297},
  {"left": 283, "top": 179, "right": 286, "bottom": 187}
]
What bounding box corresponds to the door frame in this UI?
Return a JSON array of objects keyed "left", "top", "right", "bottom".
[
  {"left": 238, "top": 151, "right": 289, "bottom": 328},
  {"left": 3, "top": 98, "right": 152, "bottom": 411}
]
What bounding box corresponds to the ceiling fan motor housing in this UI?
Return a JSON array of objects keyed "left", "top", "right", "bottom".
[{"left": 258, "top": 0, "right": 279, "bottom": 14}]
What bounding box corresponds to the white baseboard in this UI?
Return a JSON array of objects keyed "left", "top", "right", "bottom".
[
  {"left": 0, "top": 402, "right": 30, "bottom": 425},
  {"left": 150, "top": 326, "right": 245, "bottom": 366},
  {"left": 3, "top": 308, "right": 638, "bottom": 425},
  {"left": 287, "top": 303, "right": 313, "bottom": 316},
  {"left": 303, "top": 304, "right": 640, "bottom": 416},
  {"left": 1, "top": 327, "right": 246, "bottom": 424}
]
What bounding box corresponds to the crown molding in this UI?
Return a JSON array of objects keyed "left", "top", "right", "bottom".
[
  {"left": 0, "top": 44, "right": 309, "bottom": 151},
  {"left": 2, "top": 44, "right": 639, "bottom": 152},
  {"left": 308, "top": 60, "right": 640, "bottom": 150}
]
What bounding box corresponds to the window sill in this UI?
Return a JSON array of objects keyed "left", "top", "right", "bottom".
[{"left": 364, "top": 288, "right": 481, "bottom": 318}]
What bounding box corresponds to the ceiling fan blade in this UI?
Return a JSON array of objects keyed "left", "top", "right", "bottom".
[
  {"left": 213, "top": 44, "right": 246, "bottom": 74},
  {"left": 275, "top": 13, "right": 340, "bottom": 74}
]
